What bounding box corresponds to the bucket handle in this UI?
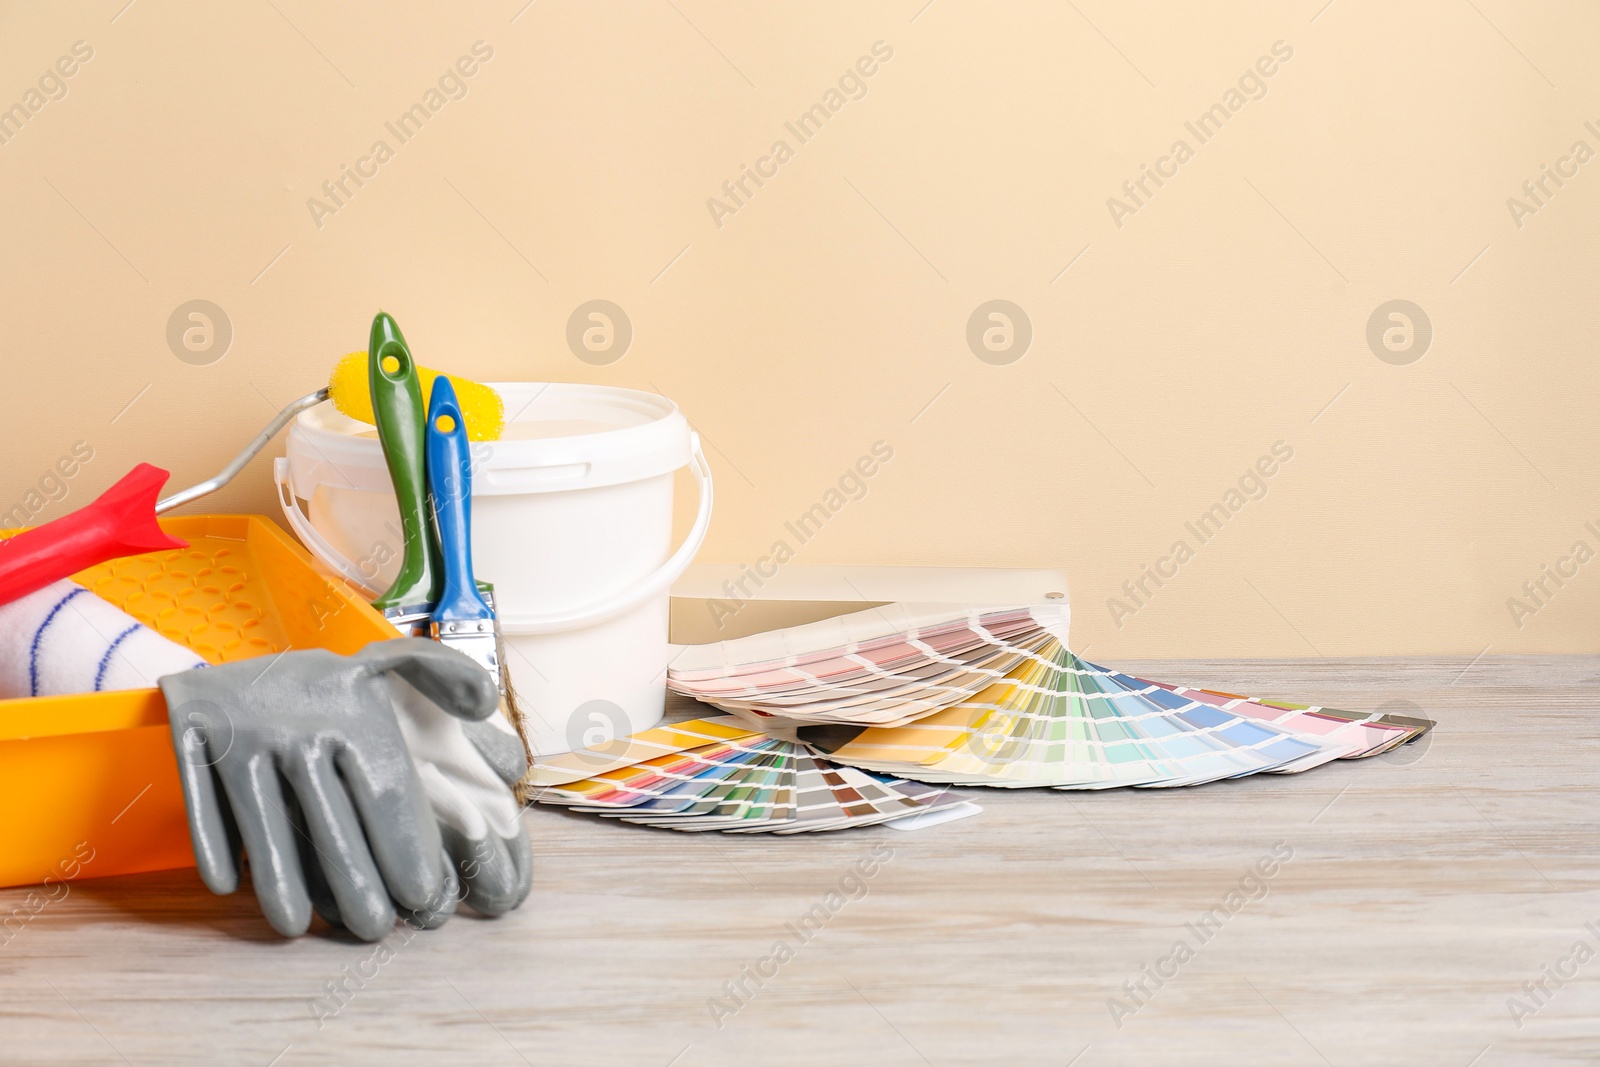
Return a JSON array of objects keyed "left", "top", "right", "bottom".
[
  {"left": 496, "top": 432, "right": 713, "bottom": 635},
  {"left": 274, "top": 457, "right": 389, "bottom": 596},
  {"left": 274, "top": 436, "right": 716, "bottom": 632}
]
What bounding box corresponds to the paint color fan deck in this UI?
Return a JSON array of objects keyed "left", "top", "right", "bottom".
[
  {"left": 537, "top": 605, "right": 1432, "bottom": 832},
  {"left": 531, "top": 718, "right": 972, "bottom": 833}
]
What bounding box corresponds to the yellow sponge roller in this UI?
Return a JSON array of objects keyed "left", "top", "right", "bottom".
[{"left": 328, "top": 352, "right": 506, "bottom": 441}]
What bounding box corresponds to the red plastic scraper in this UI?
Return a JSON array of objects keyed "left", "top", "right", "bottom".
[{"left": 0, "top": 463, "right": 188, "bottom": 608}]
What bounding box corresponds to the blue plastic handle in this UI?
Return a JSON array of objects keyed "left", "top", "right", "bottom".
[{"left": 424, "top": 376, "right": 493, "bottom": 625}]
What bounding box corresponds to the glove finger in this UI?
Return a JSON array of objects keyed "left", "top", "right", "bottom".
[
  {"left": 400, "top": 847, "right": 461, "bottom": 932},
  {"left": 442, "top": 822, "right": 531, "bottom": 917},
  {"left": 332, "top": 744, "right": 446, "bottom": 918},
  {"left": 286, "top": 793, "right": 343, "bottom": 933},
  {"left": 462, "top": 718, "right": 530, "bottom": 787},
  {"left": 281, "top": 750, "right": 396, "bottom": 943},
  {"left": 214, "top": 755, "right": 313, "bottom": 938},
  {"left": 358, "top": 637, "right": 499, "bottom": 722},
  {"left": 411, "top": 760, "right": 527, "bottom": 913},
  {"left": 507, "top": 823, "right": 533, "bottom": 910},
  {"left": 164, "top": 697, "right": 240, "bottom": 895}
]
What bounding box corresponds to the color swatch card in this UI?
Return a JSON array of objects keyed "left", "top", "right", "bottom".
[
  {"left": 799, "top": 643, "right": 1432, "bottom": 789},
  {"left": 669, "top": 602, "right": 1072, "bottom": 682},
  {"left": 528, "top": 716, "right": 760, "bottom": 787},
  {"left": 533, "top": 723, "right": 976, "bottom": 833},
  {"left": 1142, "top": 682, "right": 1425, "bottom": 764},
  {"left": 668, "top": 603, "right": 1072, "bottom": 728}
]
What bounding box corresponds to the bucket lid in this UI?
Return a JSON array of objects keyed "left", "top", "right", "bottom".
[{"left": 287, "top": 382, "right": 693, "bottom": 496}]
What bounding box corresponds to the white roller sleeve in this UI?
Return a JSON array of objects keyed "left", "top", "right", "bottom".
[{"left": 0, "top": 580, "right": 207, "bottom": 700}]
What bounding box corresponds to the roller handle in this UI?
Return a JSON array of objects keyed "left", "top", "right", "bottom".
[
  {"left": 0, "top": 463, "right": 188, "bottom": 608},
  {"left": 367, "top": 312, "right": 442, "bottom": 612},
  {"left": 425, "top": 377, "right": 493, "bottom": 624}
]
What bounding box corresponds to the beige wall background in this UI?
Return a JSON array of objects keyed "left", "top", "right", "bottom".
[{"left": 1, "top": 0, "right": 1595, "bottom": 657}]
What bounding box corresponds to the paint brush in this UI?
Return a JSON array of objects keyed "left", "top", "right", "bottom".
[{"left": 424, "top": 376, "right": 530, "bottom": 771}]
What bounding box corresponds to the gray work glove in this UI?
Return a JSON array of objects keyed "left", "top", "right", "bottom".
[
  {"left": 160, "top": 640, "right": 523, "bottom": 941},
  {"left": 387, "top": 660, "right": 533, "bottom": 917}
]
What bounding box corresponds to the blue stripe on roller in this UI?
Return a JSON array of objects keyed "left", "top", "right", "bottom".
[
  {"left": 93, "top": 624, "right": 142, "bottom": 692},
  {"left": 29, "top": 587, "right": 88, "bottom": 697}
]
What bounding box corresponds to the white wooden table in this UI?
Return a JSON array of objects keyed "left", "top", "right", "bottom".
[{"left": 2, "top": 657, "right": 1595, "bottom": 1066}]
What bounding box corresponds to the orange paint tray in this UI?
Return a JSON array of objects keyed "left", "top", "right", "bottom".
[{"left": 0, "top": 515, "right": 399, "bottom": 890}]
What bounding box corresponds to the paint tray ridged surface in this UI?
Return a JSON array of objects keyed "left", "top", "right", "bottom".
[{"left": 532, "top": 718, "right": 967, "bottom": 833}]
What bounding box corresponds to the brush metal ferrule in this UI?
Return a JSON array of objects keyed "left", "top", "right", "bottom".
[
  {"left": 430, "top": 621, "right": 505, "bottom": 692},
  {"left": 383, "top": 602, "right": 436, "bottom": 638}
]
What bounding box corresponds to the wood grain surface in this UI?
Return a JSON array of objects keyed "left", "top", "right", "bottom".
[{"left": 1, "top": 656, "right": 1595, "bottom": 1066}]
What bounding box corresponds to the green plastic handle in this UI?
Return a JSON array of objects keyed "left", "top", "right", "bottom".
[{"left": 367, "top": 311, "right": 442, "bottom": 611}]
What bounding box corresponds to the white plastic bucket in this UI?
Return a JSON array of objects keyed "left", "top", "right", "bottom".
[{"left": 273, "top": 382, "right": 713, "bottom": 756}]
